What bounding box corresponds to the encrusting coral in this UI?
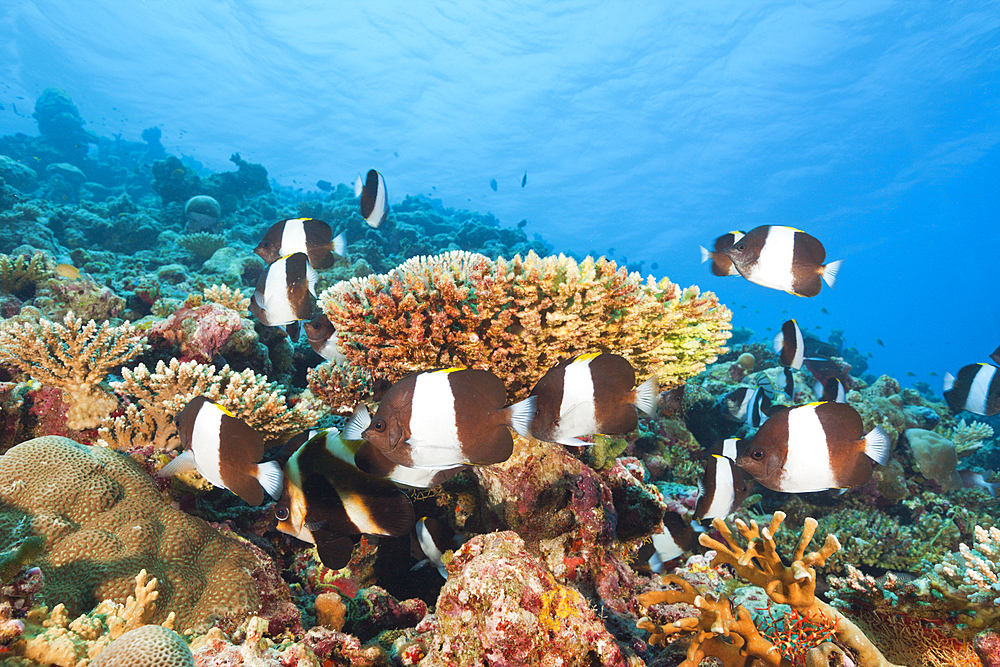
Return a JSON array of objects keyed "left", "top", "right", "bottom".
[
  {"left": 636, "top": 513, "right": 902, "bottom": 667},
  {"left": 312, "top": 250, "right": 731, "bottom": 411},
  {"left": 0, "top": 311, "right": 148, "bottom": 429},
  {"left": 97, "top": 357, "right": 322, "bottom": 450}
]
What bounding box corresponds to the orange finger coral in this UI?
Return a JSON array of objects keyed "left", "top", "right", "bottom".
[{"left": 312, "top": 250, "right": 731, "bottom": 412}]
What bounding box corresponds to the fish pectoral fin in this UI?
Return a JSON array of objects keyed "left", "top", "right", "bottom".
[
  {"left": 254, "top": 461, "right": 284, "bottom": 501},
  {"left": 158, "top": 450, "right": 197, "bottom": 477},
  {"left": 304, "top": 518, "right": 328, "bottom": 532}
]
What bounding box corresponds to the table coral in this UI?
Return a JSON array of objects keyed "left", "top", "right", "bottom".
[
  {"left": 420, "top": 531, "right": 629, "bottom": 667},
  {"left": 0, "top": 311, "right": 148, "bottom": 429},
  {"left": 0, "top": 436, "right": 274, "bottom": 632},
  {"left": 313, "top": 250, "right": 730, "bottom": 410}
]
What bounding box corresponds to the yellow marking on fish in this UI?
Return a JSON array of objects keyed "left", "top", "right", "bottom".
[
  {"left": 430, "top": 368, "right": 464, "bottom": 374},
  {"left": 575, "top": 352, "right": 602, "bottom": 363},
  {"left": 802, "top": 401, "right": 827, "bottom": 407},
  {"left": 215, "top": 402, "right": 236, "bottom": 418}
]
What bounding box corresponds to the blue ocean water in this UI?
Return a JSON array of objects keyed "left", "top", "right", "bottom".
[{"left": 2, "top": 0, "right": 998, "bottom": 389}]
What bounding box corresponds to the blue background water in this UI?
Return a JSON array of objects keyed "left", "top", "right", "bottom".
[{"left": 2, "top": 0, "right": 998, "bottom": 389}]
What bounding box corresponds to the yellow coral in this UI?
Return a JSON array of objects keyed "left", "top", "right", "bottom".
[
  {"left": 0, "top": 311, "right": 148, "bottom": 429},
  {"left": 201, "top": 284, "right": 250, "bottom": 316},
  {"left": 315, "top": 250, "right": 730, "bottom": 411},
  {"left": 98, "top": 357, "right": 322, "bottom": 449}
]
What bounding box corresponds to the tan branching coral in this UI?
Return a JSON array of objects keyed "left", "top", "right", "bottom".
[
  {"left": 0, "top": 252, "right": 50, "bottom": 295},
  {"left": 178, "top": 232, "right": 226, "bottom": 261},
  {"left": 0, "top": 311, "right": 148, "bottom": 429},
  {"left": 948, "top": 419, "right": 995, "bottom": 456},
  {"left": 201, "top": 283, "right": 250, "bottom": 316},
  {"left": 315, "top": 250, "right": 730, "bottom": 410},
  {"left": 637, "top": 513, "right": 902, "bottom": 667},
  {"left": 97, "top": 357, "right": 323, "bottom": 450}
]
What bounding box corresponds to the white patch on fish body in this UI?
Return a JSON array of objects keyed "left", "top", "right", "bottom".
[
  {"left": 968, "top": 365, "right": 997, "bottom": 414},
  {"left": 260, "top": 257, "right": 297, "bottom": 325},
  {"left": 701, "top": 456, "right": 737, "bottom": 520},
  {"left": 651, "top": 530, "right": 684, "bottom": 562},
  {"left": 190, "top": 405, "right": 226, "bottom": 490},
  {"left": 340, "top": 491, "right": 382, "bottom": 534},
  {"left": 416, "top": 519, "right": 445, "bottom": 566},
  {"left": 282, "top": 220, "right": 308, "bottom": 257},
  {"left": 555, "top": 357, "right": 598, "bottom": 439},
  {"left": 281, "top": 461, "right": 314, "bottom": 543},
  {"left": 407, "top": 371, "right": 463, "bottom": 467},
  {"left": 780, "top": 403, "right": 838, "bottom": 492},
  {"left": 752, "top": 226, "right": 796, "bottom": 292}
]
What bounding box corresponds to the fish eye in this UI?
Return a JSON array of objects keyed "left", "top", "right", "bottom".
[
  {"left": 751, "top": 449, "right": 765, "bottom": 460},
  {"left": 372, "top": 419, "right": 387, "bottom": 432},
  {"left": 275, "top": 507, "right": 289, "bottom": 521},
  {"left": 736, "top": 243, "right": 746, "bottom": 251}
]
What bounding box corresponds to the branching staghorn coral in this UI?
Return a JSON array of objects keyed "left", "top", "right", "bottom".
[
  {"left": 201, "top": 283, "right": 250, "bottom": 316},
  {"left": 0, "top": 311, "right": 148, "bottom": 429},
  {"left": 178, "top": 232, "right": 226, "bottom": 261},
  {"left": 947, "top": 419, "right": 995, "bottom": 456},
  {"left": 0, "top": 252, "right": 50, "bottom": 296},
  {"left": 98, "top": 357, "right": 323, "bottom": 450},
  {"left": 636, "top": 513, "right": 902, "bottom": 667},
  {"left": 314, "top": 250, "right": 731, "bottom": 411},
  {"left": 936, "top": 524, "right": 1000, "bottom": 605}
]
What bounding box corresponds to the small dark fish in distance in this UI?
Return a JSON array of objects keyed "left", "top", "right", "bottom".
[
  {"left": 722, "top": 225, "right": 842, "bottom": 297},
  {"left": 249, "top": 252, "right": 317, "bottom": 327},
  {"left": 773, "top": 319, "right": 804, "bottom": 369},
  {"left": 735, "top": 401, "right": 890, "bottom": 493},
  {"left": 354, "top": 169, "right": 388, "bottom": 228},
  {"left": 273, "top": 426, "right": 416, "bottom": 569},
  {"left": 528, "top": 352, "right": 658, "bottom": 446},
  {"left": 876, "top": 339, "right": 885, "bottom": 347},
  {"left": 255, "top": 218, "right": 346, "bottom": 269},
  {"left": 489, "top": 178, "right": 498, "bottom": 191},
  {"left": 343, "top": 368, "right": 535, "bottom": 468},
  {"left": 943, "top": 363, "right": 1000, "bottom": 416},
  {"left": 521, "top": 171, "right": 527, "bottom": 188},
  {"left": 700, "top": 231, "right": 745, "bottom": 277},
  {"left": 316, "top": 180, "right": 333, "bottom": 192},
  {"left": 159, "top": 396, "right": 283, "bottom": 506}
]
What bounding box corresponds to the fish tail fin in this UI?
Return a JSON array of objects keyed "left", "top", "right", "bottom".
[
  {"left": 634, "top": 375, "right": 659, "bottom": 416},
  {"left": 943, "top": 372, "right": 955, "bottom": 392},
  {"left": 353, "top": 174, "right": 364, "bottom": 197},
  {"left": 254, "top": 461, "right": 284, "bottom": 501},
  {"left": 863, "top": 425, "right": 891, "bottom": 466},
  {"left": 699, "top": 246, "right": 711, "bottom": 263},
  {"left": 342, "top": 404, "right": 372, "bottom": 441},
  {"left": 506, "top": 395, "right": 536, "bottom": 438},
  {"left": 332, "top": 232, "right": 346, "bottom": 257},
  {"left": 158, "top": 450, "right": 196, "bottom": 477},
  {"left": 822, "top": 259, "right": 843, "bottom": 288}
]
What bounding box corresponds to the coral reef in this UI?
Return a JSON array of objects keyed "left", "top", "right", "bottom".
[
  {"left": 314, "top": 250, "right": 730, "bottom": 410},
  {"left": 0, "top": 436, "right": 286, "bottom": 633},
  {"left": 0, "top": 311, "right": 148, "bottom": 430}
]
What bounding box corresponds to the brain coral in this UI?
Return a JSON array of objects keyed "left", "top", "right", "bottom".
[
  {"left": 313, "top": 250, "right": 730, "bottom": 410},
  {"left": 0, "top": 436, "right": 265, "bottom": 631},
  {"left": 89, "top": 625, "right": 193, "bottom": 667}
]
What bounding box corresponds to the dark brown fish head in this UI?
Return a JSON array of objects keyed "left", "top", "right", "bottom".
[
  {"left": 254, "top": 222, "right": 284, "bottom": 264},
  {"left": 304, "top": 314, "right": 335, "bottom": 344},
  {"left": 721, "top": 227, "right": 765, "bottom": 274},
  {"left": 734, "top": 439, "right": 781, "bottom": 485},
  {"left": 362, "top": 411, "right": 408, "bottom": 453}
]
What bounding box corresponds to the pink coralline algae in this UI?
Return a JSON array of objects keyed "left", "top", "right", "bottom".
[
  {"left": 419, "top": 531, "right": 629, "bottom": 667},
  {"left": 151, "top": 302, "right": 245, "bottom": 362}
]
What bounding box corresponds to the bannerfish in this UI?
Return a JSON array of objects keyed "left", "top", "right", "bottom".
[
  {"left": 411, "top": 516, "right": 465, "bottom": 579},
  {"left": 304, "top": 314, "right": 347, "bottom": 365},
  {"left": 722, "top": 225, "right": 842, "bottom": 297},
  {"left": 735, "top": 401, "right": 890, "bottom": 493},
  {"left": 699, "top": 231, "right": 745, "bottom": 277},
  {"left": 720, "top": 378, "right": 773, "bottom": 428},
  {"left": 254, "top": 218, "right": 346, "bottom": 269},
  {"left": 343, "top": 368, "right": 535, "bottom": 468},
  {"left": 943, "top": 363, "right": 1000, "bottom": 416},
  {"left": 249, "top": 252, "right": 317, "bottom": 328},
  {"left": 528, "top": 353, "right": 658, "bottom": 446},
  {"left": 694, "top": 438, "right": 750, "bottom": 522},
  {"left": 54, "top": 263, "right": 81, "bottom": 280},
  {"left": 273, "top": 428, "right": 415, "bottom": 569},
  {"left": 489, "top": 178, "right": 498, "bottom": 191},
  {"left": 817, "top": 377, "right": 847, "bottom": 403},
  {"left": 773, "top": 319, "right": 804, "bottom": 369},
  {"left": 159, "top": 396, "right": 283, "bottom": 506},
  {"left": 354, "top": 169, "right": 388, "bottom": 228},
  {"left": 521, "top": 171, "right": 527, "bottom": 188},
  {"left": 648, "top": 511, "right": 698, "bottom": 572}
]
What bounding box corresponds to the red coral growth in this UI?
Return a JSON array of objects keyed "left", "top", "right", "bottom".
[{"left": 150, "top": 303, "right": 244, "bottom": 362}]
